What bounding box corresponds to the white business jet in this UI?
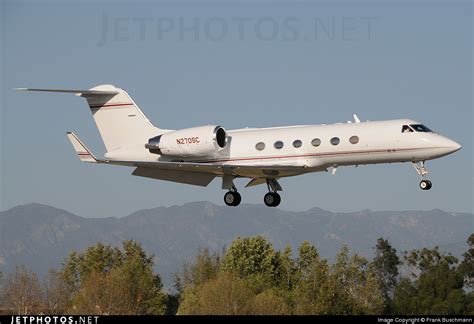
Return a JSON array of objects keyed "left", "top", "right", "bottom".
[{"left": 16, "top": 85, "right": 461, "bottom": 207}]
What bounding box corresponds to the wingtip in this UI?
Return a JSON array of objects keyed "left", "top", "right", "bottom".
[{"left": 14, "top": 88, "right": 28, "bottom": 91}]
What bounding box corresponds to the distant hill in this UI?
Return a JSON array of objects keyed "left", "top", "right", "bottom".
[{"left": 0, "top": 202, "right": 472, "bottom": 288}]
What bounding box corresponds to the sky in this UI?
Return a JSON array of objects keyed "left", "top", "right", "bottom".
[{"left": 1, "top": 0, "right": 473, "bottom": 218}]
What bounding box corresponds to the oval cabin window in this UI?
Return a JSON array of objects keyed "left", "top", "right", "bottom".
[
  {"left": 255, "top": 142, "right": 265, "bottom": 151},
  {"left": 330, "top": 137, "right": 340, "bottom": 145},
  {"left": 311, "top": 138, "right": 321, "bottom": 147},
  {"left": 293, "top": 140, "right": 302, "bottom": 148},
  {"left": 349, "top": 136, "right": 359, "bottom": 144},
  {"left": 274, "top": 141, "right": 284, "bottom": 149}
]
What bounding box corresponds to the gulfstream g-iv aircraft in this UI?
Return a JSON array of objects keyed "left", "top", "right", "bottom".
[{"left": 16, "top": 85, "right": 462, "bottom": 207}]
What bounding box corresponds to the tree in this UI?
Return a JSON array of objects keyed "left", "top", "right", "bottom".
[
  {"left": 394, "top": 247, "right": 467, "bottom": 315},
  {"left": 371, "top": 238, "right": 402, "bottom": 313},
  {"left": 252, "top": 290, "right": 290, "bottom": 315},
  {"left": 393, "top": 278, "right": 418, "bottom": 314},
  {"left": 42, "top": 269, "right": 70, "bottom": 314},
  {"left": 297, "top": 241, "right": 320, "bottom": 281},
  {"left": 2, "top": 266, "right": 42, "bottom": 314},
  {"left": 118, "top": 241, "right": 167, "bottom": 315},
  {"left": 278, "top": 245, "right": 296, "bottom": 291},
  {"left": 178, "top": 272, "right": 254, "bottom": 315},
  {"left": 62, "top": 243, "right": 121, "bottom": 292},
  {"left": 62, "top": 240, "right": 168, "bottom": 315},
  {"left": 293, "top": 241, "right": 331, "bottom": 315},
  {"left": 0, "top": 271, "right": 4, "bottom": 311},
  {"left": 71, "top": 269, "right": 129, "bottom": 315},
  {"left": 222, "top": 236, "right": 280, "bottom": 293},
  {"left": 327, "top": 246, "right": 384, "bottom": 315},
  {"left": 292, "top": 243, "right": 383, "bottom": 315},
  {"left": 461, "top": 234, "right": 474, "bottom": 289},
  {"left": 177, "top": 248, "right": 221, "bottom": 292}
]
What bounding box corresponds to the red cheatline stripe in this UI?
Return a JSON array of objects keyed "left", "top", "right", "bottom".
[
  {"left": 190, "top": 147, "right": 434, "bottom": 164},
  {"left": 77, "top": 152, "right": 91, "bottom": 156},
  {"left": 89, "top": 103, "right": 133, "bottom": 109}
]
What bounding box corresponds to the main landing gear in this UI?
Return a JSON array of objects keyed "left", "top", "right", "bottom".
[
  {"left": 264, "top": 179, "right": 282, "bottom": 207},
  {"left": 413, "top": 161, "right": 432, "bottom": 191},
  {"left": 264, "top": 192, "right": 281, "bottom": 207},
  {"left": 224, "top": 187, "right": 241, "bottom": 207},
  {"left": 222, "top": 176, "right": 283, "bottom": 207}
]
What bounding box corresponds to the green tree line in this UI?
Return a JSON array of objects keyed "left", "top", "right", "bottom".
[{"left": 0, "top": 235, "right": 472, "bottom": 315}]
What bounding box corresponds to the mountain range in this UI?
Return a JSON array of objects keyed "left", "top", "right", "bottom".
[{"left": 0, "top": 202, "right": 472, "bottom": 289}]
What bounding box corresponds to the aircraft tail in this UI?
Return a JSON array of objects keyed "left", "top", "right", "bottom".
[{"left": 16, "top": 84, "right": 160, "bottom": 152}]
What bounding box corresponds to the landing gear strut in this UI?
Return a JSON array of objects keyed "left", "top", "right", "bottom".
[
  {"left": 413, "top": 161, "right": 432, "bottom": 191},
  {"left": 222, "top": 176, "right": 241, "bottom": 207},
  {"left": 224, "top": 187, "right": 241, "bottom": 207},
  {"left": 264, "top": 179, "right": 282, "bottom": 207}
]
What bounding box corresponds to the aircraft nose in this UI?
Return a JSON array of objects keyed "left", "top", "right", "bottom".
[
  {"left": 450, "top": 140, "right": 462, "bottom": 153},
  {"left": 443, "top": 138, "right": 462, "bottom": 154}
]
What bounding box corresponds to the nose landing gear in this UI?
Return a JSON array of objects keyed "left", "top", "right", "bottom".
[
  {"left": 419, "top": 179, "right": 432, "bottom": 190},
  {"left": 413, "top": 161, "right": 432, "bottom": 191}
]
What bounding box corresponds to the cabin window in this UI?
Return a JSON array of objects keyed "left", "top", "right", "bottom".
[
  {"left": 274, "top": 141, "right": 284, "bottom": 149},
  {"left": 311, "top": 138, "right": 321, "bottom": 147},
  {"left": 349, "top": 136, "right": 359, "bottom": 144},
  {"left": 402, "top": 125, "right": 414, "bottom": 133},
  {"left": 330, "top": 137, "right": 340, "bottom": 145},
  {"left": 255, "top": 142, "right": 265, "bottom": 151},
  {"left": 410, "top": 124, "right": 432, "bottom": 132},
  {"left": 293, "top": 140, "right": 302, "bottom": 148}
]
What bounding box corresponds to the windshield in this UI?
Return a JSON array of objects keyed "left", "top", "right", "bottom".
[{"left": 410, "top": 124, "right": 432, "bottom": 132}]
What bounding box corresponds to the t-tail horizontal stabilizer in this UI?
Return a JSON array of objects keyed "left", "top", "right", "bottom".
[{"left": 66, "top": 132, "right": 99, "bottom": 163}]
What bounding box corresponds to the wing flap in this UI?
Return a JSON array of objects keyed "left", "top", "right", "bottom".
[
  {"left": 132, "top": 167, "right": 215, "bottom": 187},
  {"left": 246, "top": 178, "right": 267, "bottom": 188}
]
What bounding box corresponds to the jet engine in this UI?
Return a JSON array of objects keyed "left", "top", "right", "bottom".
[{"left": 145, "top": 125, "right": 228, "bottom": 158}]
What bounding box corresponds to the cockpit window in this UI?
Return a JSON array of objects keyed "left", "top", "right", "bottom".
[
  {"left": 410, "top": 124, "right": 432, "bottom": 132},
  {"left": 402, "top": 125, "right": 414, "bottom": 133}
]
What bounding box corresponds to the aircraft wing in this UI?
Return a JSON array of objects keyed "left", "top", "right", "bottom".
[
  {"left": 66, "top": 131, "right": 322, "bottom": 186},
  {"left": 110, "top": 159, "right": 311, "bottom": 178}
]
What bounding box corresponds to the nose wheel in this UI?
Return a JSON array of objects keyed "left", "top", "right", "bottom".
[
  {"left": 264, "top": 192, "right": 281, "bottom": 207},
  {"left": 224, "top": 190, "right": 241, "bottom": 207},
  {"left": 419, "top": 180, "right": 432, "bottom": 190},
  {"left": 413, "top": 161, "right": 432, "bottom": 191}
]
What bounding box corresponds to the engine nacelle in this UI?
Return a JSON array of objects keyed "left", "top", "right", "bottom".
[{"left": 146, "top": 125, "right": 227, "bottom": 158}]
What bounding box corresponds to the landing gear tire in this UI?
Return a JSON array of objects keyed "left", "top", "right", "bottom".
[
  {"left": 264, "top": 192, "right": 281, "bottom": 207},
  {"left": 224, "top": 191, "right": 241, "bottom": 206},
  {"left": 419, "top": 180, "right": 432, "bottom": 190}
]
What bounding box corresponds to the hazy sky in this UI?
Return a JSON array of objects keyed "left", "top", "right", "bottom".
[{"left": 1, "top": 0, "right": 472, "bottom": 218}]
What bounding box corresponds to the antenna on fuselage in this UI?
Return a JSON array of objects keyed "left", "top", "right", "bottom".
[{"left": 353, "top": 114, "right": 361, "bottom": 123}]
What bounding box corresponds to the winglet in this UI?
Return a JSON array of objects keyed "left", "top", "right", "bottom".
[
  {"left": 67, "top": 132, "right": 99, "bottom": 163},
  {"left": 353, "top": 114, "right": 361, "bottom": 123}
]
